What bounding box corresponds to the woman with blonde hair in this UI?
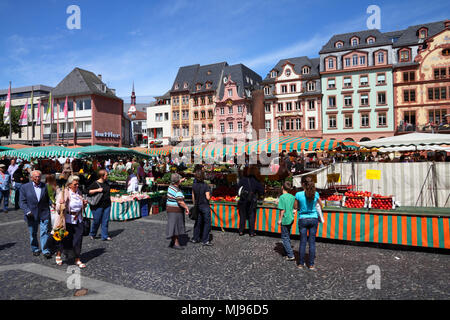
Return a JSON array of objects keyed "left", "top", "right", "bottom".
[{"left": 55, "top": 175, "right": 88, "bottom": 268}]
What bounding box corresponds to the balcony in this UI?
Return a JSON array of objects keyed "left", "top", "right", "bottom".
[{"left": 396, "top": 123, "right": 450, "bottom": 134}]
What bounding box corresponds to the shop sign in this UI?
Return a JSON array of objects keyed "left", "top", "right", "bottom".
[{"left": 95, "top": 131, "right": 121, "bottom": 139}]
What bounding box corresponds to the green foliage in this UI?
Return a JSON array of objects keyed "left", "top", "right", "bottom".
[{"left": 0, "top": 103, "right": 22, "bottom": 138}]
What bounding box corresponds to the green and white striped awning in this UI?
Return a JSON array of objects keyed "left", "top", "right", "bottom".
[{"left": 0, "top": 146, "right": 82, "bottom": 161}]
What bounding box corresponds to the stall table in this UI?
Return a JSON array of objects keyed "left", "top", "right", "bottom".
[{"left": 210, "top": 202, "right": 450, "bottom": 250}]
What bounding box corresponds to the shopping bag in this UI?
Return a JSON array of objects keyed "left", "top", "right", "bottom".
[{"left": 316, "top": 203, "right": 324, "bottom": 224}]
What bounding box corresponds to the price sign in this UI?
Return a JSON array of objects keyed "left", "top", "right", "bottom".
[
  {"left": 327, "top": 173, "right": 341, "bottom": 183},
  {"left": 366, "top": 170, "right": 381, "bottom": 180}
]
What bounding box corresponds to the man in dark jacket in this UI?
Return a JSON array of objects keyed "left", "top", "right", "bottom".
[{"left": 19, "top": 170, "right": 52, "bottom": 258}]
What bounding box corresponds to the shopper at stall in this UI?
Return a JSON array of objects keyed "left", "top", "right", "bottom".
[
  {"left": 126, "top": 169, "right": 139, "bottom": 193},
  {"left": 137, "top": 161, "right": 146, "bottom": 184},
  {"left": 0, "top": 164, "right": 11, "bottom": 213},
  {"left": 7, "top": 158, "right": 19, "bottom": 178},
  {"left": 295, "top": 176, "right": 322, "bottom": 271},
  {"left": 88, "top": 170, "right": 112, "bottom": 241},
  {"left": 19, "top": 170, "right": 52, "bottom": 258},
  {"left": 166, "top": 173, "right": 189, "bottom": 250},
  {"left": 237, "top": 165, "right": 264, "bottom": 237},
  {"left": 13, "top": 163, "right": 28, "bottom": 210},
  {"left": 55, "top": 175, "right": 88, "bottom": 268},
  {"left": 191, "top": 171, "right": 212, "bottom": 246},
  {"left": 277, "top": 181, "right": 297, "bottom": 261}
]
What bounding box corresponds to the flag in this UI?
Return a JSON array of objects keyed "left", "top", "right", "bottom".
[
  {"left": 19, "top": 99, "right": 28, "bottom": 126},
  {"left": 3, "top": 83, "right": 11, "bottom": 124},
  {"left": 63, "top": 96, "right": 68, "bottom": 122},
  {"left": 45, "top": 92, "right": 52, "bottom": 121},
  {"left": 36, "top": 100, "right": 41, "bottom": 125}
]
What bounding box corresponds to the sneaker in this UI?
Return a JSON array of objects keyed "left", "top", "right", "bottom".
[
  {"left": 297, "top": 263, "right": 306, "bottom": 270},
  {"left": 190, "top": 239, "right": 200, "bottom": 244},
  {"left": 284, "top": 256, "right": 295, "bottom": 261},
  {"left": 308, "top": 266, "right": 317, "bottom": 271},
  {"left": 202, "top": 241, "right": 213, "bottom": 246}
]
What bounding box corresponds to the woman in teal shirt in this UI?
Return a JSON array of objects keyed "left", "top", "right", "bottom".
[{"left": 295, "top": 176, "right": 323, "bottom": 270}]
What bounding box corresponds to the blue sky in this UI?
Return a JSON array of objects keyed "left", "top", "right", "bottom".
[{"left": 1, "top": 0, "right": 449, "bottom": 102}]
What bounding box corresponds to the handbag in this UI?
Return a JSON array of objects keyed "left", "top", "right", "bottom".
[
  {"left": 189, "top": 205, "right": 199, "bottom": 221},
  {"left": 82, "top": 209, "right": 91, "bottom": 237},
  {"left": 316, "top": 203, "right": 324, "bottom": 223},
  {"left": 87, "top": 182, "right": 103, "bottom": 206}
]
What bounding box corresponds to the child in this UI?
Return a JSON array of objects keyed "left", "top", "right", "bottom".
[{"left": 277, "top": 181, "right": 297, "bottom": 261}]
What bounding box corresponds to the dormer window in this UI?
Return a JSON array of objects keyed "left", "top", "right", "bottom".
[
  {"left": 302, "top": 66, "right": 310, "bottom": 74},
  {"left": 271, "top": 71, "right": 277, "bottom": 78},
  {"left": 175, "top": 83, "right": 179, "bottom": 90},
  {"left": 285, "top": 69, "right": 291, "bottom": 76},
  {"left": 367, "top": 37, "right": 375, "bottom": 44},
  {"left": 377, "top": 52, "right": 385, "bottom": 64},
  {"left": 307, "top": 81, "right": 316, "bottom": 91},
  {"left": 351, "top": 37, "right": 359, "bottom": 46},
  {"left": 183, "top": 82, "right": 188, "bottom": 89},
  {"left": 327, "top": 58, "right": 334, "bottom": 69},
  {"left": 196, "top": 84, "right": 202, "bottom": 91},
  {"left": 400, "top": 49, "right": 410, "bottom": 62},
  {"left": 335, "top": 41, "right": 343, "bottom": 48},
  {"left": 418, "top": 28, "right": 428, "bottom": 39},
  {"left": 206, "top": 82, "right": 211, "bottom": 89}
]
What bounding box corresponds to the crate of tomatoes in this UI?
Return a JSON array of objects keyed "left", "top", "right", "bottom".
[
  {"left": 343, "top": 191, "right": 370, "bottom": 209},
  {"left": 324, "top": 194, "right": 343, "bottom": 208},
  {"left": 369, "top": 194, "right": 395, "bottom": 211}
]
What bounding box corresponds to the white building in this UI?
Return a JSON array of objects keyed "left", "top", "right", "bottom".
[{"left": 147, "top": 93, "right": 171, "bottom": 146}]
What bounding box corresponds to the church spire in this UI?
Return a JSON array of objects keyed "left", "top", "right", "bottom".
[{"left": 131, "top": 81, "right": 136, "bottom": 106}]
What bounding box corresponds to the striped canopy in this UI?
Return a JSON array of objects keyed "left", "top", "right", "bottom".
[
  {"left": 72, "top": 145, "right": 149, "bottom": 158},
  {"left": 132, "top": 146, "right": 173, "bottom": 156},
  {"left": 0, "top": 146, "right": 82, "bottom": 161}
]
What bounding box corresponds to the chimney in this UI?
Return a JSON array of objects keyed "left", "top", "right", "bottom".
[
  {"left": 445, "top": 20, "right": 450, "bottom": 29},
  {"left": 98, "top": 74, "right": 102, "bottom": 81},
  {"left": 111, "top": 89, "right": 116, "bottom": 95}
]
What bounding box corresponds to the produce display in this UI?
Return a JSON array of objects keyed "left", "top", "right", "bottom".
[
  {"left": 156, "top": 173, "right": 172, "bottom": 185},
  {"left": 111, "top": 191, "right": 167, "bottom": 203},
  {"left": 108, "top": 170, "right": 128, "bottom": 182},
  {"left": 324, "top": 194, "right": 343, "bottom": 207},
  {"left": 343, "top": 191, "right": 370, "bottom": 209},
  {"left": 211, "top": 196, "right": 237, "bottom": 202},
  {"left": 212, "top": 185, "right": 237, "bottom": 198},
  {"left": 370, "top": 194, "right": 394, "bottom": 210}
]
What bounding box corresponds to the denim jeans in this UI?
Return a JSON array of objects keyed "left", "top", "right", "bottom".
[
  {"left": 0, "top": 190, "right": 9, "bottom": 211},
  {"left": 89, "top": 206, "right": 111, "bottom": 240},
  {"left": 280, "top": 223, "right": 294, "bottom": 258},
  {"left": 298, "top": 218, "right": 319, "bottom": 266},
  {"left": 193, "top": 205, "right": 211, "bottom": 244},
  {"left": 27, "top": 218, "right": 51, "bottom": 254},
  {"left": 14, "top": 183, "right": 22, "bottom": 209}
]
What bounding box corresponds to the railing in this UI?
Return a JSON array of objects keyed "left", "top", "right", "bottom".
[{"left": 397, "top": 124, "right": 450, "bottom": 133}]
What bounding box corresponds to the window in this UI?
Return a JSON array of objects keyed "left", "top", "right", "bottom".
[
  {"left": 165, "top": 113, "right": 169, "bottom": 121},
  {"left": 193, "top": 97, "right": 198, "bottom": 106},
  {"left": 328, "top": 58, "right": 334, "bottom": 69},
  {"left": 329, "top": 115, "right": 337, "bottom": 129},
  {"left": 208, "top": 125, "right": 213, "bottom": 133},
  {"left": 290, "top": 84, "right": 296, "bottom": 92},
  {"left": 352, "top": 55, "right": 358, "bottom": 66},
  {"left": 228, "top": 106, "right": 233, "bottom": 114},
  {"left": 228, "top": 89, "right": 233, "bottom": 97},
  {"left": 220, "top": 107, "right": 225, "bottom": 115},
  {"left": 76, "top": 99, "right": 91, "bottom": 111},
  {"left": 434, "top": 68, "right": 447, "bottom": 79},
  {"left": 182, "top": 126, "right": 189, "bottom": 136},
  {"left": 228, "top": 123, "right": 233, "bottom": 133},
  {"left": 400, "top": 50, "right": 410, "bottom": 62},
  {"left": 328, "top": 96, "right": 336, "bottom": 108},
  {"left": 265, "top": 120, "right": 271, "bottom": 132},
  {"left": 419, "top": 28, "right": 427, "bottom": 39},
  {"left": 443, "top": 49, "right": 450, "bottom": 56},
  {"left": 264, "top": 87, "right": 270, "bottom": 95},
  {"left": 360, "top": 76, "right": 368, "bottom": 86},
  {"left": 278, "top": 103, "right": 283, "bottom": 112},
  {"left": 285, "top": 69, "right": 291, "bottom": 76},
  {"left": 403, "top": 90, "right": 416, "bottom": 102},
  {"left": 197, "top": 84, "right": 202, "bottom": 91},
  {"left": 352, "top": 38, "right": 358, "bottom": 46},
  {"left": 345, "top": 58, "right": 351, "bottom": 67},
  {"left": 367, "top": 37, "right": 374, "bottom": 44},
  {"left": 208, "top": 96, "right": 213, "bottom": 104},
  {"left": 344, "top": 95, "right": 352, "bottom": 107},
  {"left": 344, "top": 115, "right": 353, "bottom": 128},
  {"left": 360, "top": 94, "right": 369, "bottom": 106},
  {"left": 285, "top": 119, "right": 291, "bottom": 130},
  {"left": 194, "top": 112, "right": 199, "bottom": 120},
  {"left": 206, "top": 82, "right": 211, "bottom": 89},
  {"left": 201, "top": 111, "right": 206, "bottom": 119},
  {"left": 377, "top": 92, "right": 386, "bottom": 105},
  {"left": 281, "top": 85, "right": 288, "bottom": 93},
  {"left": 428, "top": 87, "right": 447, "bottom": 100},
  {"left": 403, "top": 71, "right": 415, "bottom": 82},
  {"left": 277, "top": 119, "right": 283, "bottom": 131},
  {"left": 377, "top": 74, "right": 386, "bottom": 85},
  {"left": 308, "top": 117, "right": 316, "bottom": 130},
  {"left": 77, "top": 121, "right": 91, "bottom": 133},
  {"left": 360, "top": 56, "right": 366, "bottom": 65},
  {"left": 237, "top": 105, "right": 243, "bottom": 113},
  {"left": 208, "top": 110, "right": 213, "bottom": 119},
  {"left": 194, "top": 125, "right": 199, "bottom": 135},
  {"left": 377, "top": 52, "right": 385, "bottom": 63},
  {"left": 201, "top": 97, "right": 205, "bottom": 105},
  {"left": 307, "top": 82, "right": 315, "bottom": 91},
  {"left": 295, "top": 102, "right": 301, "bottom": 110},
  {"left": 237, "top": 122, "right": 243, "bottom": 132},
  {"left": 296, "top": 118, "right": 302, "bottom": 130},
  {"left": 328, "top": 79, "right": 336, "bottom": 89},
  {"left": 286, "top": 102, "right": 292, "bottom": 111},
  {"left": 378, "top": 113, "right": 387, "bottom": 126},
  {"left": 361, "top": 114, "right": 369, "bottom": 127},
  {"left": 344, "top": 77, "right": 352, "bottom": 88},
  {"left": 220, "top": 123, "right": 225, "bottom": 133},
  {"left": 271, "top": 71, "right": 277, "bottom": 78},
  {"left": 302, "top": 66, "right": 310, "bottom": 74},
  {"left": 336, "top": 42, "right": 343, "bottom": 48},
  {"left": 265, "top": 104, "right": 271, "bottom": 113},
  {"left": 429, "top": 109, "right": 447, "bottom": 124},
  {"left": 308, "top": 100, "right": 315, "bottom": 110}
]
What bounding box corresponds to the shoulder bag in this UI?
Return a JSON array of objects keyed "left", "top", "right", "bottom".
[{"left": 87, "top": 182, "right": 103, "bottom": 206}]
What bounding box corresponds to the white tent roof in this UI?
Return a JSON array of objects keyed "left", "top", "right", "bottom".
[
  {"left": 359, "top": 133, "right": 450, "bottom": 148},
  {"left": 378, "top": 145, "right": 450, "bottom": 153}
]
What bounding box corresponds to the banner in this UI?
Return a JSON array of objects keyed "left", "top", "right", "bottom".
[
  {"left": 3, "top": 84, "right": 11, "bottom": 124},
  {"left": 19, "top": 99, "right": 28, "bottom": 126}
]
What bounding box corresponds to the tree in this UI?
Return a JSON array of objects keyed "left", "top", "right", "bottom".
[{"left": 0, "top": 102, "right": 22, "bottom": 138}]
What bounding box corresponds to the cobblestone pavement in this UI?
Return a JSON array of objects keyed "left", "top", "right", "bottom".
[{"left": 0, "top": 209, "right": 449, "bottom": 300}]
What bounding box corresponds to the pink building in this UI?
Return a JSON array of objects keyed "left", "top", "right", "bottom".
[{"left": 214, "top": 64, "right": 262, "bottom": 143}]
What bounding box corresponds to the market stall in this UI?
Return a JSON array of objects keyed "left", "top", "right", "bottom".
[{"left": 210, "top": 201, "right": 450, "bottom": 250}]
